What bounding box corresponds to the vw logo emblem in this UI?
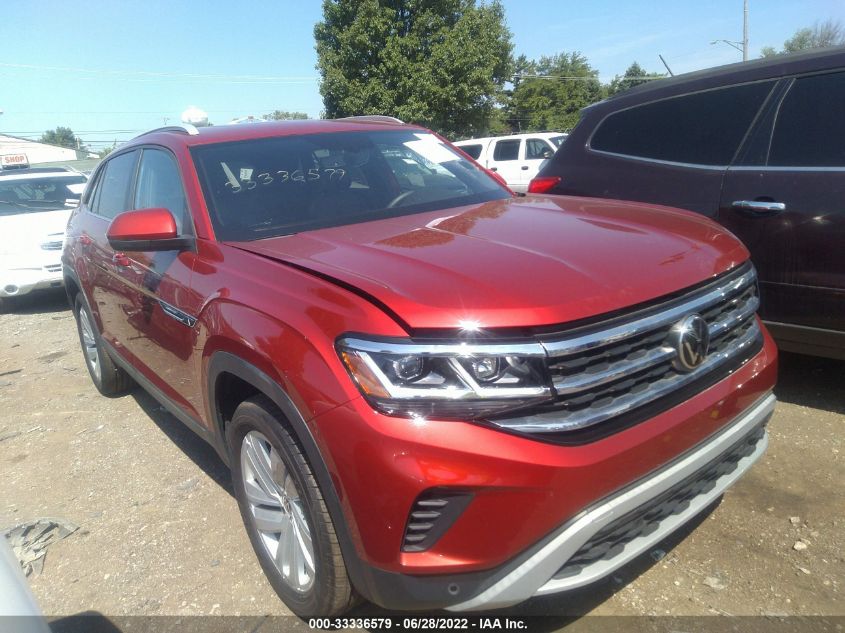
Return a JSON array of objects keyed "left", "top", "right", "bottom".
[{"left": 669, "top": 314, "right": 710, "bottom": 372}]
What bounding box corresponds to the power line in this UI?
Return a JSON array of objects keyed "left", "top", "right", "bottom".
[
  {"left": 0, "top": 61, "right": 319, "bottom": 83},
  {"left": 514, "top": 74, "right": 665, "bottom": 82},
  {"left": 4, "top": 130, "right": 144, "bottom": 135},
  {"left": 5, "top": 108, "right": 315, "bottom": 115}
]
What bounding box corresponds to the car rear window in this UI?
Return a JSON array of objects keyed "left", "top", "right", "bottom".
[
  {"left": 0, "top": 174, "right": 87, "bottom": 216},
  {"left": 191, "top": 130, "right": 509, "bottom": 241},
  {"left": 459, "top": 143, "right": 483, "bottom": 160},
  {"left": 590, "top": 81, "right": 775, "bottom": 166}
]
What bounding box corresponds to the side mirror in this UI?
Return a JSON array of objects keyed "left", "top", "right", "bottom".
[
  {"left": 542, "top": 149, "right": 553, "bottom": 159},
  {"left": 107, "top": 208, "right": 191, "bottom": 251}
]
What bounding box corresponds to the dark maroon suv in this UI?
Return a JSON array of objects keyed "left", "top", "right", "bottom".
[{"left": 531, "top": 47, "right": 845, "bottom": 360}]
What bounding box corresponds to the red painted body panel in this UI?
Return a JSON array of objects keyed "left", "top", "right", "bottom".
[
  {"left": 310, "top": 327, "right": 776, "bottom": 573},
  {"left": 230, "top": 195, "right": 748, "bottom": 330}
]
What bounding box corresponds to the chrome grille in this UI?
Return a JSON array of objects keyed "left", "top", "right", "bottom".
[
  {"left": 41, "top": 233, "right": 64, "bottom": 251},
  {"left": 493, "top": 264, "right": 761, "bottom": 435}
]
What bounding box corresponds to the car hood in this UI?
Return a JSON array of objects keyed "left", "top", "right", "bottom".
[
  {"left": 0, "top": 209, "right": 70, "bottom": 257},
  {"left": 227, "top": 195, "right": 749, "bottom": 330}
]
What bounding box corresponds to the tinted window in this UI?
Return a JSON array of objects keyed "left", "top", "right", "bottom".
[
  {"left": 82, "top": 168, "right": 102, "bottom": 206},
  {"left": 134, "top": 149, "right": 189, "bottom": 232},
  {"left": 526, "top": 138, "right": 553, "bottom": 160},
  {"left": 492, "top": 139, "right": 520, "bottom": 161},
  {"left": 591, "top": 81, "right": 774, "bottom": 165},
  {"left": 460, "top": 144, "right": 483, "bottom": 160},
  {"left": 550, "top": 135, "right": 567, "bottom": 147},
  {"left": 94, "top": 151, "right": 138, "bottom": 219},
  {"left": 192, "top": 130, "right": 508, "bottom": 241},
  {"left": 769, "top": 72, "right": 845, "bottom": 167}
]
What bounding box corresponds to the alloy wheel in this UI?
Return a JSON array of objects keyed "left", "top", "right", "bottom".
[
  {"left": 78, "top": 308, "right": 101, "bottom": 382},
  {"left": 240, "top": 430, "right": 315, "bottom": 592}
]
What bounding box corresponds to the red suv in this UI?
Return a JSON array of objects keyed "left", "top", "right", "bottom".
[{"left": 62, "top": 117, "right": 777, "bottom": 616}]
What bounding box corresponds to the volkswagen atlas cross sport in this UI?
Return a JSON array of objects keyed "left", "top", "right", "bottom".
[{"left": 62, "top": 116, "right": 777, "bottom": 616}]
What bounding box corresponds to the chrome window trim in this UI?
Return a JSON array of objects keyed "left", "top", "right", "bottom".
[
  {"left": 585, "top": 148, "right": 728, "bottom": 171},
  {"left": 728, "top": 165, "right": 845, "bottom": 172}
]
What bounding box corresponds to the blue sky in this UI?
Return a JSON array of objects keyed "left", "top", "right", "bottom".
[{"left": 2, "top": 0, "right": 843, "bottom": 148}]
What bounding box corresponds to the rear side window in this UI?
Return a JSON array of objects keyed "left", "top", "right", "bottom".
[
  {"left": 492, "top": 139, "right": 520, "bottom": 161},
  {"left": 93, "top": 150, "right": 139, "bottom": 219},
  {"left": 460, "top": 144, "right": 483, "bottom": 160},
  {"left": 526, "top": 138, "right": 553, "bottom": 160},
  {"left": 591, "top": 81, "right": 775, "bottom": 166},
  {"left": 769, "top": 71, "right": 845, "bottom": 167}
]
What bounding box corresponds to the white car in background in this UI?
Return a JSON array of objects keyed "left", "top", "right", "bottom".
[
  {"left": 0, "top": 168, "right": 87, "bottom": 304},
  {"left": 454, "top": 131, "right": 567, "bottom": 193}
]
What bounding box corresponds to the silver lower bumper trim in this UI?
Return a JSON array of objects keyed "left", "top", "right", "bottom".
[{"left": 447, "top": 392, "right": 775, "bottom": 612}]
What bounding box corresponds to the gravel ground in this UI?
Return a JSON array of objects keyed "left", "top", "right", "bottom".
[{"left": 0, "top": 289, "right": 842, "bottom": 622}]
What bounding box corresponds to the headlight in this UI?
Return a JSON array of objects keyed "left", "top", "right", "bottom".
[{"left": 337, "top": 336, "right": 552, "bottom": 420}]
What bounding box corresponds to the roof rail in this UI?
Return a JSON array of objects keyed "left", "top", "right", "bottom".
[
  {"left": 134, "top": 124, "right": 200, "bottom": 139},
  {"left": 335, "top": 115, "right": 405, "bottom": 125}
]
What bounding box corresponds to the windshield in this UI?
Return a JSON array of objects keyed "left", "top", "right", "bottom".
[
  {"left": 192, "top": 130, "right": 510, "bottom": 241},
  {"left": 0, "top": 175, "right": 87, "bottom": 216},
  {"left": 550, "top": 135, "right": 567, "bottom": 147}
]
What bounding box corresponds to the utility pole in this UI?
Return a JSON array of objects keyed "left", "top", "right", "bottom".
[
  {"left": 711, "top": 1, "right": 749, "bottom": 61},
  {"left": 743, "top": 0, "right": 749, "bottom": 61}
]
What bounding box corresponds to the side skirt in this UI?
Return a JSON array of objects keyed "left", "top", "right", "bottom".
[{"left": 101, "top": 340, "right": 227, "bottom": 461}]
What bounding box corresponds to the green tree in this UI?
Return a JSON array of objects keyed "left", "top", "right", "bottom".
[
  {"left": 263, "top": 110, "right": 310, "bottom": 120},
  {"left": 40, "top": 126, "right": 82, "bottom": 150},
  {"left": 97, "top": 144, "right": 116, "bottom": 158},
  {"left": 314, "top": 0, "right": 513, "bottom": 138},
  {"left": 761, "top": 19, "right": 844, "bottom": 57},
  {"left": 506, "top": 52, "right": 602, "bottom": 132},
  {"left": 606, "top": 62, "right": 665, "bottom": 96}
]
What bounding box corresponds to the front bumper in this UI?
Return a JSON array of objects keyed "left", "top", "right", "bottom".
[
  {"left": 0, "top": 265, "right": 64, "bottom": 298},
  {"left": 448, "top": 392, "right": 774, "bottom": 611},
  {"left": 314, "top": 328, "right": 777, "bottom": 611}
]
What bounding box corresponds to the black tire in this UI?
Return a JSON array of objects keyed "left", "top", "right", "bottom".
[
  {"left": 228, "top": 394, "right": 357, "bottom": 617},
  {"left": 0, "top": 296, "right": 18, "bottom": 313},
  {"left": 73, "top": 293, "right": 133, "bottom": 396}
]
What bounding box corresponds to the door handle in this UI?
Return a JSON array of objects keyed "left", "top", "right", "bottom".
[
  {"left": 731, "top": 200, "right": 786, "bottom": 217},
  {"left": 521, "top": 166, "right": 530, "bottom": 170},
  {"left": 112, "top": 253, "right": 131, "bottom": 267}
]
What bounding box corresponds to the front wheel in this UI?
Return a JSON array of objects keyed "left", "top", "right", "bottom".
[
  {"left": 73, "top": 294, "right": 133, "bottom": 396},
  {"left": 228, "top": 395, "right": 356, "bottom": 617}
]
